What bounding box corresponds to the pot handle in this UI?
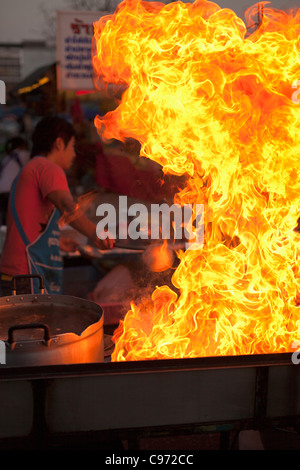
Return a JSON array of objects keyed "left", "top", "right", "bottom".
[
  {"left": 11, "top": 274, "right": 45, "bottom": 295},
  {"left": 8, "top": 323, "right": 51, "bottom": 348}
]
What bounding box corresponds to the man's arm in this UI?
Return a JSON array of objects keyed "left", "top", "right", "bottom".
[{"left": 47, "top": 189, "right": 114, "bottom": 250}]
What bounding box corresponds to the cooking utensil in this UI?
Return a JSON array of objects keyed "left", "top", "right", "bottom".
[
  {"left": 78, "top": 241, "right": 185, "bottom": 271},
  {"left": 0, "top": 274, "right": 104, "bottom": 367},
  {"left": 78, "top": 243, "right": 145, "bottom": 259}
]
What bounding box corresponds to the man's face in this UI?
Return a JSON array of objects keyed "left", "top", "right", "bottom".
[{"left": 58, "top": 136, "right": 76, "bottom": 170}]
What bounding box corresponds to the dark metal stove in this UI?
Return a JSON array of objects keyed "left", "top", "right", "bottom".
[{"left": 0, "top": 352, "right": 299, "bottom": 449}]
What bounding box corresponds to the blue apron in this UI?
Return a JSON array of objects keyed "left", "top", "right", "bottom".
[{"left": 11, "top": 174, "right": 63, "bottom": 295}]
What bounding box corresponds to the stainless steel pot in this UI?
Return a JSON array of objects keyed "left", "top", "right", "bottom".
[{"left": 0, "top": 275, "right": 104, "bottom": 367}]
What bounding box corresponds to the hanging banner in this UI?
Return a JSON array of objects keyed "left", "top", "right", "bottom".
[{"left": 56, "top": 10, "right": 108, "bottom": 91}]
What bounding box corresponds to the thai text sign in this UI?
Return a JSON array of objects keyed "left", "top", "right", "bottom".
[{"left": 56, "top": 10, "right": 108, "bottom": 91}]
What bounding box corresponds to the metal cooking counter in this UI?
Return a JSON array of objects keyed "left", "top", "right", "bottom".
[{"left": 0, "top": 352, "right": 299, "bottom": 449}]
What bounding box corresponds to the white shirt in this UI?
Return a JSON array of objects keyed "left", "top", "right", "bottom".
[{"left": 0, "top": 149, "right": 30, "bottom": 193}]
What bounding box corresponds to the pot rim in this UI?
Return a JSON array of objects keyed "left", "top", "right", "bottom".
[{"left": 0, "top": 293, "right": 104, "bottom": 344}]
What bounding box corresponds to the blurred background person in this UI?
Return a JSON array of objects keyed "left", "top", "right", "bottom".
[{"left": 0, "top": 136, "right": 30, "bottom": 224}]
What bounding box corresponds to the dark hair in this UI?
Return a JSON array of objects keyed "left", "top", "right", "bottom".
[
  {"left": 30, "top": 116, "right": 76, "bottom": 158},
  {"left": 5, "top": 136, "right": 28, "bottom": 154}
]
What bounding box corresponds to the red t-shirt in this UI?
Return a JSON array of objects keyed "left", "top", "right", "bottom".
[{"left": 0, "top": 157, "right": 69, "bottom": 276}]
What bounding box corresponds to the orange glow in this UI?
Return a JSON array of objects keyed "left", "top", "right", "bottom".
[
  {"left": 143, "top": 240, "right": 175, "bottom": 272},
  {"left": 92, "top": 0, "right": 300, "bottom": 361},
  {"left": 59, "top": 191, "right": 99, "bottom": 227}
]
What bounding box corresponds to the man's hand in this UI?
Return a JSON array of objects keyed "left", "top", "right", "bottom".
[
  {"left": 48, "top": 189, "right": 115, "bottom": 250},
  {"left": 60, "top": 237, "right": 79, "bottom": 253},
  {"left": 91, "top": 231, "right": 115, "bottom": 250}
]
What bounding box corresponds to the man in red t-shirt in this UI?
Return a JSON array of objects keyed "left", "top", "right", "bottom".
[{"left": 0, "top": 116, "right": 114, "bottom": 295}]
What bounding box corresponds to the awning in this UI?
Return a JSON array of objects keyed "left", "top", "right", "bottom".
[{"left": 10, "top": 63, "right": 56, "bottom": 96}]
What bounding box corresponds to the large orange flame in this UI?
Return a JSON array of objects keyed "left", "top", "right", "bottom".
[{"left": 92, "top": 0, "right": 300, "bottom": 361}]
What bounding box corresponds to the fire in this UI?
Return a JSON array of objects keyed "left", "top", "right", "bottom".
[
  {"left": 92, "top": 0, "right": 300, "bottom": 360},
  {"left": 142, "top": 240, "right": 175, "bottom": 272},
  {"left": 59, "top": 191, "right": 99, "bottom": 227}
]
